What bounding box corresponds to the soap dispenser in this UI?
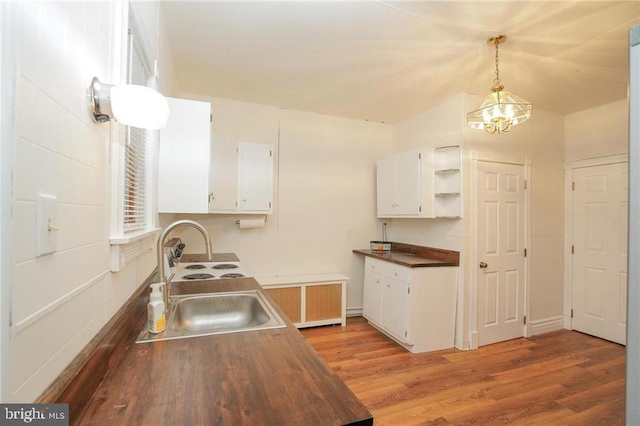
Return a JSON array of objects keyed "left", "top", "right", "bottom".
[{"left": 148, "top": 283, "right": 166, "bottom": 334}]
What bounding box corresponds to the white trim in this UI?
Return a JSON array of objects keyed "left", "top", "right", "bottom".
[
  {"left": 563, "top": 155, "right": 630, "bottom": 338},
  {"left": 110, "top": 233, "right": 155, "bottom": 272},
  {"left": 0, "top": 1, "right": 17, "bottom": 401},
  {"left": 110, "top": 227, "right": 160, "bottom": 245},
  {"left": 529, "top": 316, "right": 565, "bottom": 335},
  {"left": 470, "top": 151, "right": 531, "bottom": 348},
  {"left": 346, "top": 307, "right": 362, "bottom": 317},
  {"left": 13, "top": 272, "right": 109, "bottom": 334},
  {"left": 565, "top": 153, "right": 628, "bottom": 170}
]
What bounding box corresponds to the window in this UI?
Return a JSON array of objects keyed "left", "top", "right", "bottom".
[
  {"left": 109, "top": 5, "right": 160, "bottom": 271},
  {"left": 123, "top": 28, "right": 150, "bottom": 232}
]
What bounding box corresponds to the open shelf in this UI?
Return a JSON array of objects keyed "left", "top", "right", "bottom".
[{"left": 433, "top": 146, "right": 461, "bottom": 218}]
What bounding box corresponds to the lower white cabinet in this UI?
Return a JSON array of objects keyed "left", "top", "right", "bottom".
[{"left": 363, "top": 256, "right": 458, "bottom": 353}]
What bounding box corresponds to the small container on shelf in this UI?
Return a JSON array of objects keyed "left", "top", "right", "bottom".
[{"left": 370, "top": 241, "right": 391, "bottom": 252}]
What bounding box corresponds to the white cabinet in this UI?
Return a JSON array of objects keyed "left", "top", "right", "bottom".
[
  {"left": 376, "top": 148, "right": 431, "bottom": 217},
  {"left": 376, "top": 145, "right": 462, "bottom": 219},
  {"left": 158, "top": 97, "right": 212, "bottom": 213},
  {"left": 362, "top": 256, "right": 458, "bottom": 353},
  {"left": 158, "top": 97, "right": 276, "bottom": 214},
  {"left": 363, "top": 268, "right": 383, "bottom": 324},
  {"left": 209, "top": 99, "right": 278, "bottom": 214},
  {"left": 238, "top": 142, "right": 273, "bottom": 212}
]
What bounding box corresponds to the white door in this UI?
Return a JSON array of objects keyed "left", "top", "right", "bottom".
[
  {"left": 572, "top": 162, "right": 628, "bottom": 345},
  {"left": 477, "top": 161, "right": 526, "bottom": 346},
  {"left": 381, "top": 277, "right": 409, "bottom": 342},
  {"left": 238, "top": 142, "right": 273, "bottom": 212},
  {"left": 393, "top": 150, "right": 421, "bottom": 215},
  {"left": 363, "top": 270, "right": 383, "bottom": 324},
  {"left": 376, "top": 156, "right": 396, "bottom": 216}
]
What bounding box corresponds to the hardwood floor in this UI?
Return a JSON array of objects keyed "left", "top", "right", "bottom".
[{"left": 301, "top": 317, "right": 625, "bottom": 425}]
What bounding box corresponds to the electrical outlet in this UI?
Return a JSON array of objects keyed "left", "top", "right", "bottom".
[{"left": 36, "top": 193, "right": 58, "bottom": 257}]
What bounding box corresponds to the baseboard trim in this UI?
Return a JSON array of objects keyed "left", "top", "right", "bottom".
[
  {"left": 346, "top": 307, "right": 362, "bottom": 317},
  {"left": 530, "top": 315, "right": 565, "bottom": 335}
]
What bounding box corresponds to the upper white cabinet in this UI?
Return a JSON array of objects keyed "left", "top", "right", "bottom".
[
  {"left": 238, "top": 142, "right": 273, "bottom": 212},
  {"left": 376, "top": 146, "right": 462, "bottom": 218},
  {"left": 376, "top": 148, "right": 433, "bottom": 218},
  {"left": 158, "top": 97, "right": 277, "bottom": 214},
  {"left": 158, "top": 97, "right": 212, "bottom": 214}
]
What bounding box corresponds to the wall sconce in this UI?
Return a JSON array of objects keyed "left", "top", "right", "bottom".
[{"left": 88, "top": 77, "right": 170, "bottom": 130}]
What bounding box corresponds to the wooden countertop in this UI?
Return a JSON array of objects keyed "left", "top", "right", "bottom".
[
  {"left": 79, "top": 278, "right": 372, "bottom": 425},
  {"left": 353, "top": 242, "right": 459, "bottom": 268}
]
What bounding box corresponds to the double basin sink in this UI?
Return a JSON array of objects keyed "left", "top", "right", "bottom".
[{"left": 137, "top": 287, "right": 286, "bottom": 343}]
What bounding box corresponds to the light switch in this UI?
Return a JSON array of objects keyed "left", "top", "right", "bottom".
[{"left": 36, "top": 193, "right": 58, "bottom": 257}]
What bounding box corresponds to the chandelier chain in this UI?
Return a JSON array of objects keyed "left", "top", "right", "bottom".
[{"left": 494, "top": 39, "right": 501, "bottom": 86}]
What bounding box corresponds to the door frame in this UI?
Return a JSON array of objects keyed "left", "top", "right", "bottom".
[
  {"left": 564, "top": 153, "right": 629, "bottom": 331},
  {"left": 469, "top": 151, "right": 531, "bottom": 349},
  {"left": 0, "top": 1, "right": 17, "bottom": 401}
]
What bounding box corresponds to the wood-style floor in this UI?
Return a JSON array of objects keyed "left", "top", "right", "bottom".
[{"left": 301, "top": 317, "right": 626, "bottom": 425}]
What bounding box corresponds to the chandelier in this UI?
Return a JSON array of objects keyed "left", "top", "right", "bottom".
[{"left": 467, "top": 35, "right": 532, "bottom": 134}]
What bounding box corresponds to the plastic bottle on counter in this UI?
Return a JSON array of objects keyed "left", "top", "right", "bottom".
[{"left": 148, "top": 283, "right": 166, "bottom": 334}]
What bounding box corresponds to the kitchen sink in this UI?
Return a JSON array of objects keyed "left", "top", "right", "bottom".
[{"left": 136, "top": 290, "right": 286, "bottom": 343}]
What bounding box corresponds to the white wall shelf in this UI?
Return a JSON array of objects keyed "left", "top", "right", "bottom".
[{"left": 434, "top": 146, "right": 462, "bottom": 218}]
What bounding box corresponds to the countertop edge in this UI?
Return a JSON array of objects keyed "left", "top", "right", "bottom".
[{"left": 353, "top": 242, "right": 460, "bottom": 267}]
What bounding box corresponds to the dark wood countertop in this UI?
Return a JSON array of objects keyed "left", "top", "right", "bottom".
[
  {"left": 353, "top": 242, "right": 459, "bottom": 267},
  {"left": 78, "top": 278, "right": 372, "bottom": 425}
]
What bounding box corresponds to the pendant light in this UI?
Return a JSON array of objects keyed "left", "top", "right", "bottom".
[{"left": 467, "top": 35, "right": 532, "bottom": 134}]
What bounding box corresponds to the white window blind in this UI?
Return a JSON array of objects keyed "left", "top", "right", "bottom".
[{"left": 123, "top": 28, "right": 151, "bottom": 232}]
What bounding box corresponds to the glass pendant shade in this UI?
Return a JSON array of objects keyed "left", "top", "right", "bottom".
[
  {"left": 467, "top": 89, "right": 533, "bottom": 134},
  {"left": 467, "top": 35, "right": 532, "bottom": 134}
]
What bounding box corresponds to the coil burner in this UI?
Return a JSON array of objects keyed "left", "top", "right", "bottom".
[
  {"left": 181, "top": 273, "right": 215, "bottom": 280},
  {"left": 184, "top": 264, "right": 207, "bottom": 270},
  {"left": 220, "top": 273, "right": 245, "bottom": 279},
  {"left": 212, "top": 264, "right": 239, "bottom": 270}
]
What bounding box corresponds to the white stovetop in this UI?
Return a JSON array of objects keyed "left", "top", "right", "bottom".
[{"left": 170, "top": 260, "right": 252, "bottom": 282}]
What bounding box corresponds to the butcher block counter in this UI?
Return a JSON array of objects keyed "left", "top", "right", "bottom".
[
  {"left": 353, "top": 241, "right": 459, "bottom": 267},
  {"left": 77, "top": 276, "right": 372, "bottom": 425}
]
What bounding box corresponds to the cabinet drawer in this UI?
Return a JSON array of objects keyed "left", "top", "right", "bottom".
[
  {"left": 385, "top": 263, "right": 411, "bottom": 283},
  {"left": 365, "top": 257, "right": 385, "bottom": 274}
]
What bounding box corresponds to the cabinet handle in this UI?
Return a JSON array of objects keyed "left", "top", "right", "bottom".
[
  {"left": 208, "top": 193, "right": 214, "bottom": 202},
  {"left": 243, "top": 198, "right": 247, "bottom": 202}
]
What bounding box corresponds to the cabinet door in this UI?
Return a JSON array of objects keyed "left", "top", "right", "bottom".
[
  {"left": 381, "top": 277, "right": 409, "bottom": 341},
  {"left": 158, "top": 97, "right": 211, "bottom": 213},
  {"left": 363, "top": 271, "right": 383, "bottom": 324},
  {"left": 376, "top": 156, "right": 396, "bottom": 216},
  {"left": 209, "top": 133, "right": 238, "bottom": 212},
  {"left": 393, "top": 150, "right": 421, "bottom": 215},
  {"left": 238, "top": 142, "right": 273, "bottom": 212}
]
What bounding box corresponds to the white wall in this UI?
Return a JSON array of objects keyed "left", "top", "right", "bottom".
[
  {"left": 163, "top": 96, "right": 392, "bottom": 312},
  {"left": 8, "top": 2, "right": 160, "bottom": 402},
  {"left": 565, "top": 99, "right": 628, "bottom": 161}
]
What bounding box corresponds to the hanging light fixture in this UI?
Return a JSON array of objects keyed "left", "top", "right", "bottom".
[{"left": 467, "top": 35, "right": 532, "bottom": 134}]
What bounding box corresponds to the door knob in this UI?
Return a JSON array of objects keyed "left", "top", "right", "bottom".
[{"left": 479, "top": 261, "right": 488, "bottom": 269}]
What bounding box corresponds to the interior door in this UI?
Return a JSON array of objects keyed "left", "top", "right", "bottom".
[
  {"left": 572, "top": 162, "right": 628, "bottom": 345},
  {"left": 477, "top": 161, "right": 526, "bottom": 346}
]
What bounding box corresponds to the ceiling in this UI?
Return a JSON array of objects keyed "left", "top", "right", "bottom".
[{"left": 161, "top": 1, "right": 640, "bottom": 124}]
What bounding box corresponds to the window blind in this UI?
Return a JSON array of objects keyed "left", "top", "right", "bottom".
[{"left": 123, "top": 29, "right": 151, "bottom": 232}]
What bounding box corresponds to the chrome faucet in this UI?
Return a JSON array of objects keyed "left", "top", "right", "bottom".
[{"left": 157, "top": 219, "right": 213, "bottom": 307}]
